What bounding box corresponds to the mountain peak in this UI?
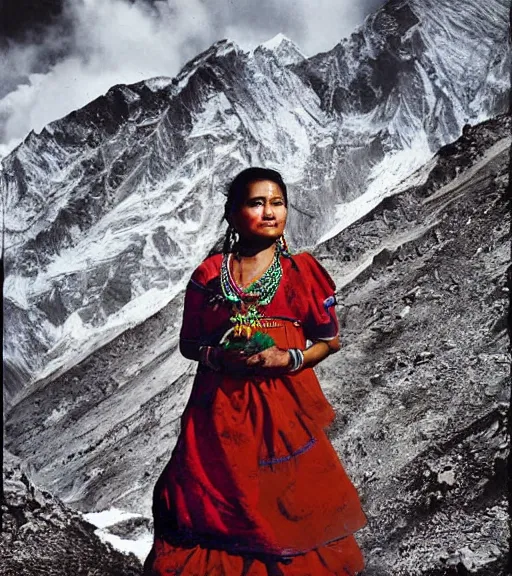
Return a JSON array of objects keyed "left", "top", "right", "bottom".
[
  {"left": 171, "top": 38, "right": 239, "bottom": 91},
  {"left": 211, "top": 38, "right": 239, "bottom": 56},
  {"left": 257, "top": 33, "right": 305, "bottom": 65},
  {"left": 261, "top": 33, "right": 292, "bottom": 50}
]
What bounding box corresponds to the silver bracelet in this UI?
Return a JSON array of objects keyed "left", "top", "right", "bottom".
[{"left": 288, "top": 348, "right": 304, "bottom": 373}]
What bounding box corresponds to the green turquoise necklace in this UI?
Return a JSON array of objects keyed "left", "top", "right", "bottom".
[{"left": 220, "top": 248, "right": 282, "bottom": 337}]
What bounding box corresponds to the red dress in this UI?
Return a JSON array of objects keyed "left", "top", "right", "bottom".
[{"left": 144, "top": 252, "right": 367, "bottom": 575}]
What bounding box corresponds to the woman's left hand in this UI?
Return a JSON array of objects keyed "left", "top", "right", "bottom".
[{"left": 245, "top": 346, "right": 291, "bottom": 374}]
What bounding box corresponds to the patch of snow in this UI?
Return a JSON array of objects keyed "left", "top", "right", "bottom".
[
  {"left": 144, "top": 77, "right": 173, "bottom": 92},
  {"left": 261, "top": 33, "right": 292, "bottom": 51},
  {"left": 319, "top": 134, "right": 434, "bottom": 244},
  {"left": 83, "top": 508, "right": 153, "bottom": 562},
  {"left": 317, "top": 136, "right": 334, "bottom": 149},
  {"left": 44, "top": 405, "right": 69, "bottom": 425},
  {"left": 94, "top": 529, "right": 153, "bottom": 562},
  {"left": 35, "top": 284, "right": 186, "bottom": 383},
  {"left": 257, "top": 33, "right": 306, "bottom": 65},
  {"left": 189, "top": 93, "right": 240, "bottom": 138},
  {"left": 83, "top": 507, "right": 142, "bottom": 529}
]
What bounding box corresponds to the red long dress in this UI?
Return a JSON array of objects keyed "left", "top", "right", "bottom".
[{"left": 144, "top": 252, "right": 367, "bottom": 576}]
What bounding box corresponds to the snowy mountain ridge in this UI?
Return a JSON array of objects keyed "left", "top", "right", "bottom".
[{"left": 2, "top": 0, "right": 510, "bottom": 406}]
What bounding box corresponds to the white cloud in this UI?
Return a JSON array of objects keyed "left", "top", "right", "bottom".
[
  {"left": 0, "top": 0, "right": 384, "bottom": 158},
  {"left": 0, "top": 0, "right": 217, "bottom": 157},
  {"left": 300, "top": 0, "right": 372, "bottom": 55}
]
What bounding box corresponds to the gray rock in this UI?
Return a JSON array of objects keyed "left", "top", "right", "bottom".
[
  {"left": 437, "top": 469, "right": 456, "bottom": 487},
  {"left": 1, "top": 451, "right": 142, "bottom": 576}
]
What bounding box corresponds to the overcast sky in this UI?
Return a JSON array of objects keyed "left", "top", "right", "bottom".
[{"left": 0, "top": 0, "right": 385, "bottom": 158}]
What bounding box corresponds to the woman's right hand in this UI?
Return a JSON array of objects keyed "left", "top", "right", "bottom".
[{"left": 217, "top": 348, "right": 249, "bottom": 371}]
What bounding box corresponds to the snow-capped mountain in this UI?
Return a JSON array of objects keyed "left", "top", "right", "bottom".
[
  {"left": 257, "top": 33, "right": 307, "bottom": 66},
  {"left": 2, "top": 0, "right": 510, "bottom": 405}
]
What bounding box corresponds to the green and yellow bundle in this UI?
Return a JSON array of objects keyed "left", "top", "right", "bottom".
[{"left": 223, "top": 306, "right": 275, "bottom": 354}]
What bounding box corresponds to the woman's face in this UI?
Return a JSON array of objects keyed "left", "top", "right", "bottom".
[{"left": 231, "top": 179, "right": 287, "bottom": 243}]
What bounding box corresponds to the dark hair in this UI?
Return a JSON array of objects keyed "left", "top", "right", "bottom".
[
  {"left": 224, "top": 167, "right": 288, "bottom": 221},
  {"left": 222, "top": 167, "right": 288, "bottom": 254}
]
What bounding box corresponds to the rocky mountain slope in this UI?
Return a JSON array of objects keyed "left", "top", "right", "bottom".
[
  {"left": 3, "top": 0, "right": 510, "bottom": 404},
  {"left": 314, "top": 114, "right": 511, "bottom": 575},
  {"left": 1, "top": 451, "right": 142, "bottom": 576},
  {"left": 5, "top": 110, "right": 510, "bottom": 574}
]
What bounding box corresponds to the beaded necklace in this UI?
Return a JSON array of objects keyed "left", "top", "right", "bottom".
[{"left": 220, "top": 248, "right": 282, "bottom": 336}]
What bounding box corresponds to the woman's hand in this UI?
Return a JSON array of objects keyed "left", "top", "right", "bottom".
[
  {"left": 206, "top": 336, "right": 341, "bottom": 376},
  {"left": 245, "top": 346, "right": 291, "bottom": 374},
  {"left": 203, "top": 347, "right": 249, "bottom": 374},
  {"left": 218, "top": 348, "right": 250, "bottom": 371},
  {"left": 246, "top": 337, "right": 342, "bottom": 375}
]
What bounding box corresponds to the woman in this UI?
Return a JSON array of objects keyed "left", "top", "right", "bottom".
[{"left": 144, "top": 167, "right": 367, "bottom": 575}]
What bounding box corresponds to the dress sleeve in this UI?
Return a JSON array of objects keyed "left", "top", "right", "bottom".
[
  {"left": 300, "top": 253, "right": 339, "bottom": 342},
  {"left": 179, "top": 266, "right": 209, "bottom": 361}
]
